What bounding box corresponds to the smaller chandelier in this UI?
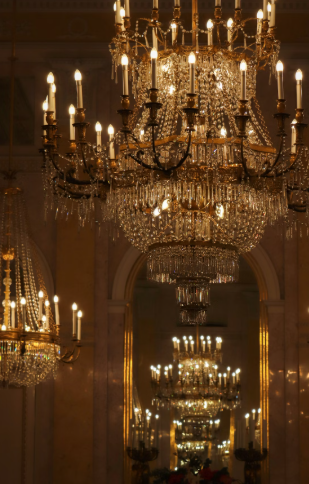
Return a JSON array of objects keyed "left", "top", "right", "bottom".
[
  {"left": 0, "top": 188, "right": 83, "bottom": 386},
  {"left": 151, "top": 333, "right": 241, "bottom": 416}
]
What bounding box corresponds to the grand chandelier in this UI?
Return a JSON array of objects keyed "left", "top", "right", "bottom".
[
  {"left": 150, "top": 332, "right": 241, "bottom": 416},
  {"left": 175, "top": 414, "right": 220, "bottom": 451},
  {"left": 40, "top": 1, "right": 309, "bottom": 321},
  {"left": 0, "top": 188, "right": 83, "bottom": 386}
]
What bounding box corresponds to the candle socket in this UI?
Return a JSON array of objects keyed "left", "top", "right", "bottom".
[
  {"left": 262, "top": 19, "right": 269, "bottom": 35},
  {"left": 115, "top": 23, "right": 122, "bottom": 35},
  {"left": 67, "top": 140, "right": 77, "bottom": 155},
  {"left": 273, "top": 101, "right": 289, "bottom": 137},
  {"left": 73, "top": 108, "right": 89, "bottom": 143},
  {"left": 151, "top": 8, "right": 159, "bottom": 21},
  {"left": 235, "top": 442, "right": 268, "bottom": 484},
  {"left": 214, "top": 6, "right": 222, "bottom": 19},
  {"left": 294, "top": 109, "right": 307, "bottom": 145},
  {"left": 173, "top": 6, "right": 181, "bottom": 19},
  {"left": 118, "top": 95, "right": 132, "bottom": 133},
  {"left": 124, "top": 17, "right": 131, "bottom": 29},
  {"left": 235, "top": 100, "right": 250, "bottom": 138},
  {"left": 145, "top": 89, "right": 162, "bottom": 127},
  {"left": 234, "top": 8, "right": 242, "bottom": 23}
]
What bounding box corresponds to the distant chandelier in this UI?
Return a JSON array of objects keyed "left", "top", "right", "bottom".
[
  {"left": 0, "top": 188, "right": 83, "bottom": 386},
  {"left": 150, "top": 331, "right": 241, "bottom": 416},
  {"left": 174, "top": 414, "right": 221, "bottom": 451}
]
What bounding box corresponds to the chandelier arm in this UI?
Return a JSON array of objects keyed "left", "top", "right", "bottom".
[
  {"left": 266, "top": 146, "right": 302, "bottom": 178},
  {"left": 81, "top": 147, "right": 96, "bottom": 181},
  {"left": 165, "top": 132, "right": 192, "bottom": 173},
  {"left": 151, "top": 125, "right": 166, "bottom": 170},
  {"left": 54, "top": 180, "right": 104, "bottom": 199},
  {"left": 260, "top": 136, "right": 284, "bottom": 177},
  {"left": 49, "top": 151, "right": 65, "bottom": 178},
  {"left": 288, "top": 204, "right": 306, "bottom": 213},
  {"left": 239, "top": 138, "right": 250, "bottom": 178},
  {"left": 124, "top": 133, "right": 164, "bottom": 171}
]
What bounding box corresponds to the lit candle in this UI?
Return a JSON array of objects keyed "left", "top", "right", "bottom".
[
  {"left": 263, "top": 0, "right": 268, "bottom": 19},
  {"left": 291, "top": 119, "right": 297, "bottom": 154},
  {"left": 252, "top": 409, "right": 256, "bottom": 423},
  {"left": 47, "top": 72, "right": 55, "bottom": 112},
  {"left": 125, "top": 0, "right": 130, "bottom": 17},
  {"left": 38, "top": 290, "right": 44, "bottom": 320},
  {"left": 21, "top": 297, "right": 26, "bottom": 330},
  {"left": 235, "top": 0, "right": 240, "bottom": 8},
  {"left": 207, "top": 337, "right": 211, "bottom": 352},
  {"left": 218, "top": 373, "right": 222, "bottom": 386},
  {"left": 140, "top": 129, "right": 144, "bottom": 141},
  {"left": 74, "top": 70, "right": 83, "bottom": 109},
  {"left": 240, "top": 60, "right": 247, "bottom": 100},
  {"left": 69, "top": 104, "right": 76, "bottom": 140},
  {"left": 223, "top": 373, "right": 227, "bottom": 387},
  {"left": 42, "top": 315, "right": 46, "bottom": 330},
  {"left": 108, "top": 124, "right": 115, "bottom": 159},
  {"left": 113, "top": 2, "right": 116, "bottom": 22},
  {"left": 45, "top": 300, "right": 50, "bottom": 330},
  {"left": 95, "top": 122, "right": 102, "bottom": 148},
  {"left": 155, "top": 415, "right": 159, "bottom": 448},
  {"left": 207, "top": 20, "right": 213, "bottom": 46},
  {"left": 115, "top": 0, "right": 121, "bottom": 23},
  {"left": 270, "top": 0, "right": 276, "bottom": 28},
  {"left": 236, "top": 368, "right": 241, "bottom": 383},
  {"left": 184, "top": 338, "right": 188, "bottom": 352},
  {"left": 245, "top": 413, "right": 250, "bottom": 428},
  {"left": 42, "top": 100, "right": 48, "bottom": 128},
  {"left": 10, "top": 301, "right": 15, "bottom": 329},
  {"left": 171, "top": 23, "right": 177, "bottom": 44},
  {"left": 296, "top": 69, "right": 303, "bottom": 109},
  {"left": 188, "top": 52, "right": 196, "bottom": 94},
  {"left": 120, "top": 7, "right": 125, "bottom": 31},
  {"left": 249, "top": 413, "right": 255, "bottom": 443},
  {"left": 150, "top": 48, "right": 158, "bottom": 89},
  {"left": 54, "top": 295, "right": 60, "bottom": 326},
  {"left": 52, "top": 83, "right": 56, "bottom": 119},
  {"left": 276, "top": 61, "right": 284, "bottom": 100},
  {"left": 152, "top": 27, "right": 158, "bottom": 50},
  {"left": 257, "top": 9, "right": 263, "bottom": 39},
  {"left": 232, "top": 372, "right": 236, "bottom": 384},
  {"left": 121, "top": 54, "right": 129, "bottom": 96},
  {"left": 72, "top": 302, "right": 77, "bottom": 337},
  {"left": 267, "top": 2, "right": 271, "bottom": 22},
  {"left": 216, "top": 336, "right": 222, "bottom": 350},
  {"left": 77, "top": 310, "right": 82, "bottom": 340},
  {"left": 227, "top": 366, "right": 231, "bottom": 379},
  {"left": 169, "top": 364, "right": 172, "bottom": 377},
  {"left": 227, "top": 18, "right": 233, "bottom": 51}
]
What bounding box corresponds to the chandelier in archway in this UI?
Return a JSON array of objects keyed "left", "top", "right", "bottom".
[
  {"left": 150, "top": 331, "right": 241, "bottom": 416},
  {"left": 0, "top": 188, "right": 83, "bottom": 386}
]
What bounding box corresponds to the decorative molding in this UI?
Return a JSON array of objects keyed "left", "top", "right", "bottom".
[
  {"left": 264, "top": 299, "right": 285, "bottom": 314},
  {"left": 108, "top": 300, "right": 129, "bottom": 313}
]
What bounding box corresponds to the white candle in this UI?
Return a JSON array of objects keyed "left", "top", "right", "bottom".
[
  {"left": 52, "top": 83, "right": 56, "bottom": 119},
  {"left": 216, "top": 336, "right": 222, "bottom": 350},
  {"left": 152, "top": 27, "right": 158, "bottom": 50},
  {"left": 276, "top": 61, "right": 284, "bottom": 99},
  {"left": 77, "top": 310, "right": 82, "bottom": 340},
  {"left": 257, "top": 10, "right": 263, "bottom": 39},
  {"left": 227, "top": 18, "right": 233, "bottom": 51},
  {"left": 207, "top": 20, "right": 213, "bottom": 46},
  {"left": 125, "top": 0, "right": 130, "bottom": 17},
  {"left": 188, "top": 52, "right": 196, "bottom": 94},
  {"left": 245, "top": 413, "right": 250, "bottom": 428},
  {"left": 121, "top": 54, "right": 129, "bottom": 96},
  {"left": 95, "top": 122, "right": 102, "bottom": 147},
  {"left": 120, "top": 7, "right": 125, "bottom": 31},
  {"left": 291, "top": 119, "right": 297, "bottom": 154},
  {"left": 218, "top": 373, "right": 222, "bottom": 386},
  {"left": 249, "top": 415, "right": 255, "bottom": 444},
  {"left": 45, "top": 300, "right": 50, "bottom": 329},
  {"left": 270, "top": 0, "right": 276, "bottom": 27},
  {"left": 10, "top": 301, "right": 15, "bottom": 329},
  {"left": 69, "top": 104, "right": 75, "bottom": 140},
  {"left": 240, "top": 60, "right": 247, "bottom": 100},
  {"left": 115, "top": 0, "right": 121, "bottom": 23},
  {"left": 296, "top": 69, "right": 303, "bottom": 109},
  {"left": 153, "top": 0, "right": 158, "bottom": 8},
  {"left": 47, "top": 72, "right": 55, "bottom": 112},
  {"left": 207, "top": 337, "right": 211, "bottom": 352},
  {"left": 151, "top": 49, "right": 158, "bottom": 89},
  {"left": 232, "top": 372, "right": 236, "bottom": 384},
  {"left": 174, "top": 0, "right": 180, "bottom": 6},
  {"left": 74, "top": 70, "right": 83, "bottom": 109},
  {"left": 263, "top": 0, "right": 268, "bottom": 19},
  {"left": 108, "top": 124, "right": 115, "bottom": 159},
  {"left": 262, "top": 419, "right": 267, "bottom": 449},
  {"left": 171, "top": 23, "right": 177, "bottom": 44},
  {"left": 54, "top": 295, "right": 60, "bottom": 326},
  {"left": 72, "top": 302, "right": 77, "bottom": 337},
  {"left": 42, "top": 100, "right": 48, "bottom": 127},
  {"left": 38, "top": 290, "right": 44, "bottom": 320},
  {"left": 215, "top": 0, "right": 221, "bottom": 5},
  {"left": 235, "top": 0, "right": 240, "bottom": 8},
  {"left": 267, "top": 2, "right": 271, "bottom": 23},
  {"left": 21, "top": 297, "right": 26, "bottom": 330}
]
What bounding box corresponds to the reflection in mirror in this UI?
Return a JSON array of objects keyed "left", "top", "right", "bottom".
[{"left": 130, "top": 256, "right": 262, "bottom": 482}]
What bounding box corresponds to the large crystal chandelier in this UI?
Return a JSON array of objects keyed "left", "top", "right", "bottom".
[
  {"left": 150, "top": 332, "right": 241, "bottom": 416},
  {"left": 0, "top": 188, "right": 83, "bottom": 386}
]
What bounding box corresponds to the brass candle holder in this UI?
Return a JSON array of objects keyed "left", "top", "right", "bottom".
[{"left": 234, "top": 442, "right": 268, "bottom": 484}]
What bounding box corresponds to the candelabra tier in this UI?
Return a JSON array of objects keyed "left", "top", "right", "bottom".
[
  {"left": 235, "top": 442, "right": 268, "bottom": 484},
  {"left": 0, "top": 188, "right": 83, "bottom": 386},
  {"left": 151, "top": 332, "right": 241, "bottom": 416}
]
